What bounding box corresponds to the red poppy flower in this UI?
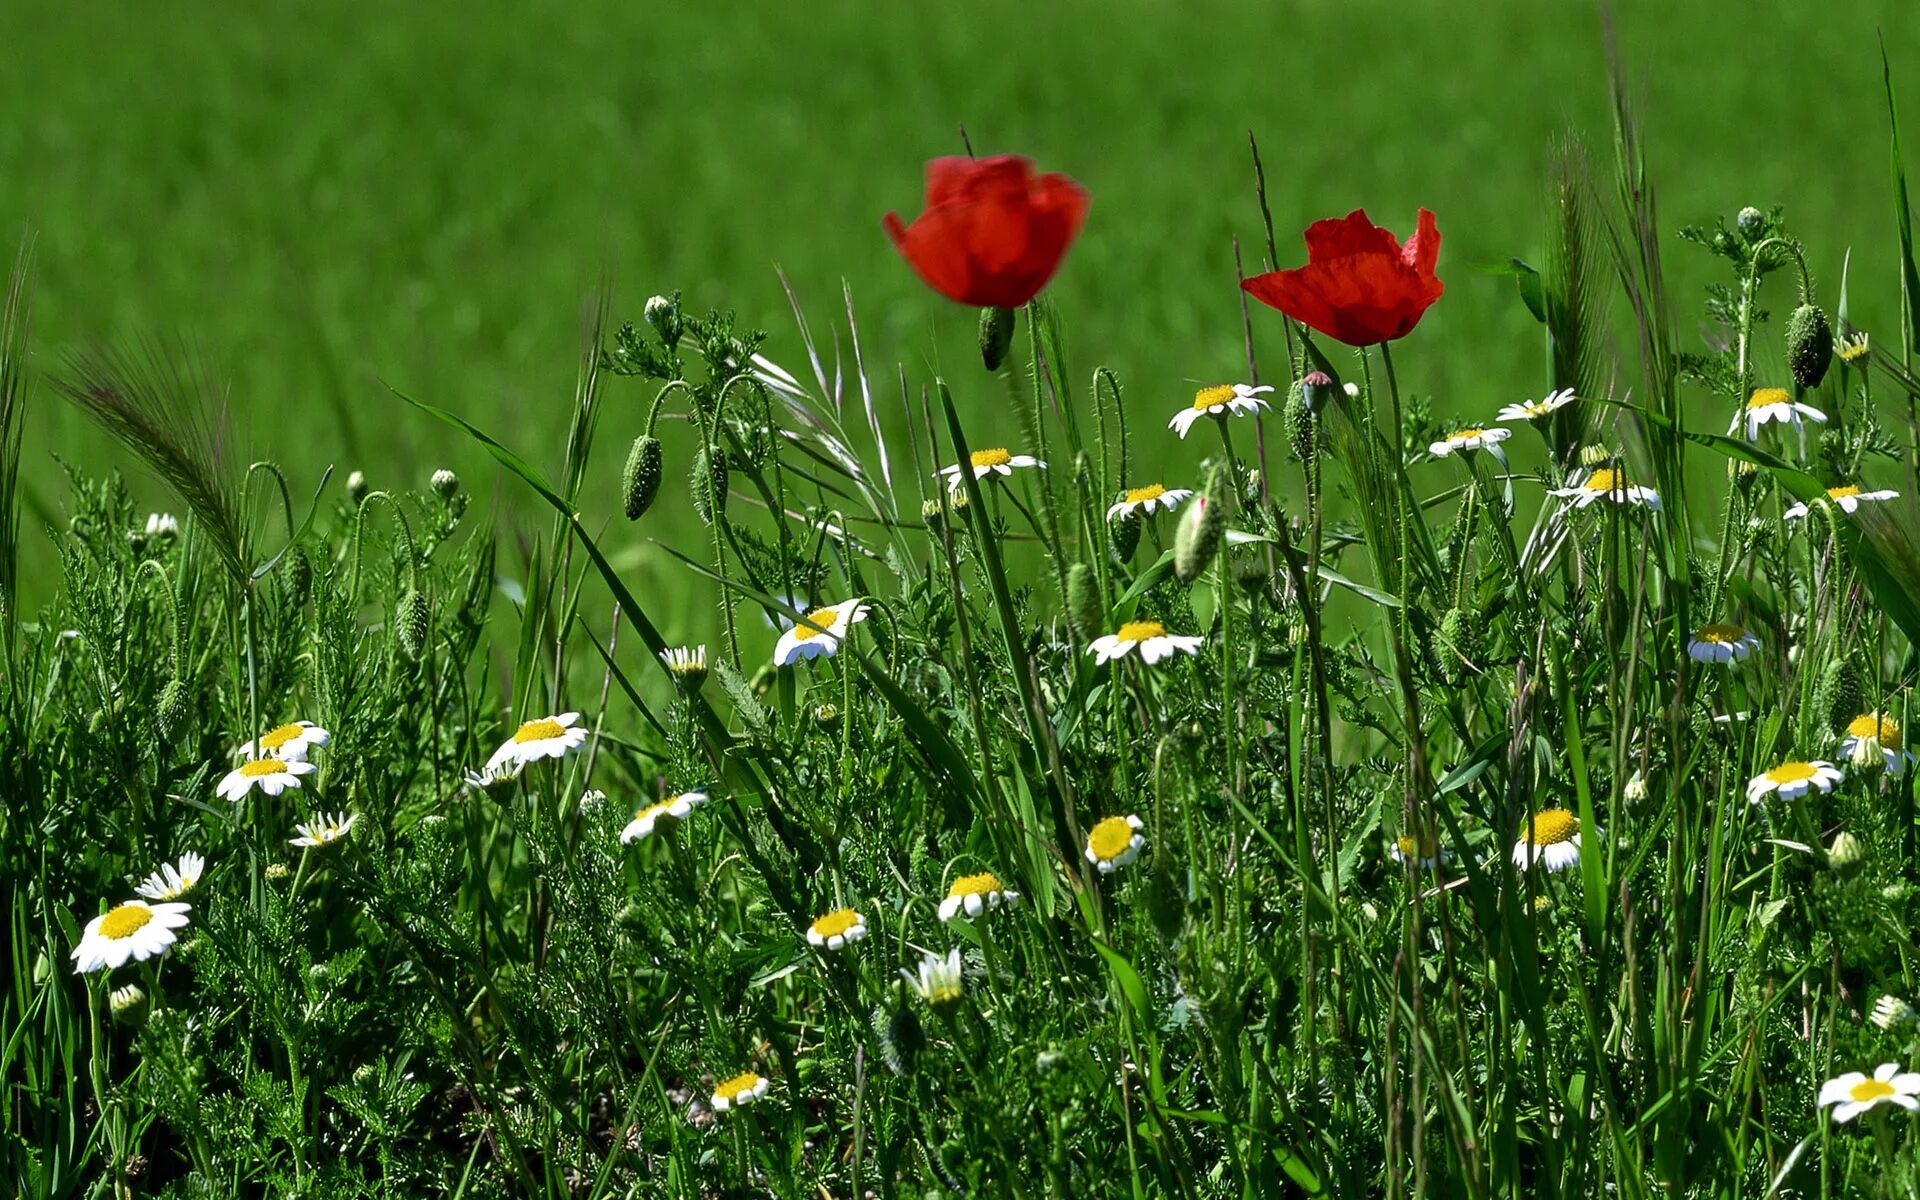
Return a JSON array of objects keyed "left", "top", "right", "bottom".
[
  {"left": 884, "top": 155, "right": 1090, "bottom": 309},
  {"left": 1241, "top": 209, "right": 1444, "bottom": 346}
]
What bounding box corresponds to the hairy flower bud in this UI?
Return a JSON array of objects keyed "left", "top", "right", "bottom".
[
  {"left": 1736, "top": 206, "right": 1766, "bottom": 238},
  {"left": 1431, "top": 606, "right": 1482, "bottom": 684},
  {"left": 1299, "top": 370, "right": 1340, "bottom": 414},
  {"left": 346, "top": 470, "right": 368, "bottom": 506},
  {"left": 280, "top": 544, "right": 312, "bottom": 608},
  {"left": 690, "top": 446, "right": 728, "bottom": 525},
  {"left": 979, "top": 306, "right": 1016, "bottom": 371},
  {"left": 643, "top": 293, "right": 682, "bottom": 349},
  {"left": 1818, "top": 655, "right": 1866, "bottom": 734},
  {"left": 1107, "top": 509, "right": 1141, "bottom": 564},
  {"left": 1786, "top": 303, "right": 1833, "bottom": 390},
  {"left": 397, "top": 588, "right": 431, "bottom": 660},
  {"left": 1173, "top": 495, "right": 1223, "bottom": 585},
  {"left": 1066, "top": 563, "right": 1104, "bottom": 642},
  {"left": 1828, "top": 830, "right": 1867, "bottom": 877},
  {"left": 1285, "top": 385, "right": 1317, "bottom": 463},
  {"left": 156, "top": 676, "right": 190, "bottom": 738},
  {"left": 622, "top": 434, "right": 663, "bottom": 520}
]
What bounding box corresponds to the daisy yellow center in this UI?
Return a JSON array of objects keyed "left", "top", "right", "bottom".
[
  {"left": 1396, "top": 835, "right": 1438, "bottom": 857},
  {"left": 1115, "top": 620, "right": 1166, "bottom": 643},
  {"left": 970, "top": 448, "right": 1012, "bottom": 469},
  {"left": 810, "top": 908, "right": 861, "bottom": 938},
  {"left": 1827, "top": 485, "right": 1862, "bottom": 500},
  {"left": 949, "top": 872, "right": 1003, "bottom": 899},
  {"left": 1839, "top": 338, "right": 1871, "bottom": 363},
  {"left": 1123, "top": 483, "right": 1166, "bottom": 504},
  {"left": 1524, "top": 809, "right": 1579, "bottom": 846},
  {"left": 635, "top": 799, "right": 676, "bottom": 822},
  {"left": 1088, "top": 816, "right": 1137, "bottom": 861},
  {"left": 1848, "top": 714, "right": 1902, "bottom": 748},
  {"left": 1765, "top": 762, "right": 1819, "bottom": 785},
  {"left": 1581, "top": 468, "right": 1622, "bottom": 492},
  {"left": 259, "top": 723, "right": 305, "bottom": 750},
  {"left": 1747, "top": 387, "right": 1789, "bottom": 409},
  {"left": 792, "top": 607, "right": 841, "bottom": 642},
  {"left": 98, "top": 904, "right": 154, "bottom": 940},
  {"left": 1849, "top": 1078, "right": 1896, "bottom": 1103},
  {"left": 514, "top": 718, "right": 565, "bottom": 743},
  {"left": 714, "top": 1072, "right": 763, "bottom": 1102},
  {"left": 1193, "top": 385, "right": 1236, "bottom": 411},
  {"left": 1694, "top": 624, "right": 1747, "bottom": 644},
  {"left": 1450, "top": 428, "right": 1486, "bottom": 441},
  {"left": 240, "top": 758, "right": 289, "bottom": 777}
]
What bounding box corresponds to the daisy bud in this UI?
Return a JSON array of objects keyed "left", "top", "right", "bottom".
[
  {"left": 1872, "top": 994, "right": 1915, "bottom": 1030},
  {"left": 397, "top": 588, "right": 432, "bottom": 660},
  {"left": 979, "top": 306, "right": 1016, "bottom": 371},
  {"left": 1065, "top": 563, "right": 1104, "bottom": 643},
  {"left": 1623, "top": 771, "right": 1649, "bottom": 803},
  {"left": 1173, "top": 484, "right": 1225, "bottom": 586},
  {"left": 813, "top": 702, "right": 842, "bottom": 732},
  {"left": 430, "top": 468, "right": 460, "bottom": 499},
  {"left": 346, "top": 470, "right": 368, "bottom": 506},
  {"left": 1285, "top": 385, "right": 1317, "bottom": 463},
  {"left": 1736, "top": 206, "right": 1766, "bottom": 238},
  {"left": 1828, "top": 830, "right": 1867, "bottom": 877},
  {"left": 1578, "top": 444, "right": 1617, "bottom": 468},
  {"left": 156, "top": 677, "right": 190, "bottom": 738},
  {"left": 1107, "top": 508, "right": 1141, "bottom": 563},
  {"left": 264, "top": 862, "right": 291, "bottom": 881},
  {"left": 643, "top": 293, "right": 682, "bottom": 348},
  {"left": 921, "top": 497, "right": 948, "bottom": 536},
  {"left": 690, "top": 446, "right": 728, "bottom": 525},
  {"left": 1786, "top": 303, "right": 1834, "bottom": 389},
  {"left": 109, "top": 983, "right": 147, "bottom": 1021},
  {"left": 1727, "top": 457, "right": 1759, "bottom": 492},
  {"left": 622, "top": 435, "right": 663, "bottom": 521}
]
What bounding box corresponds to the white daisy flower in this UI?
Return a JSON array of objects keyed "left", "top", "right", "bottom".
[
  {"left": 1837, "top": 332, "right": 1871, "bottom": 365},
  {"left": 937, "top": 871, "right": 1019, "bottom": 922},
  {"left": 463, "top": 761, "right": 523, "bottom": 793},
  {"left": 659, "top": 644, "right": 708, "bottom": 689},
  {"left": 1686, "top": 623, "right": 1762, "bottom": 664},
  {"left": 109, "top": 983, "right": 147, "bottom": 1017},
  {"left": 1819, "top": 1063, "right": 1920, "bottom": 1124},
  {"left": 234, "top": 720, "right": 330, "bottom": 761},
  {"left": 144, "top": 512, "right": 180, "bottom": 539},
  {"left": 1511, "top": 809, "right": 1585, "bottom": 873},
  {"left": 578, "top": 788, "right": 607, "bottom": 815},
  {"left": 1783, "top": 485, "right": 1901, "bottom": 520},
  {"left": 1496, "top": 387, "right": 1577, "bottom": 423},
  {"left": 216, "top": 757, "right": 316, "bottom": 802},
  {"left": 1872, "top": 995, "right": 1916, "bottom": 1031},
  {"left": 937, "top": 447, "right": 1045, "bottom": 490},
  {"left": 135, "top": 852, "right": 205, "bottom": 901},
  {"left": 1736, "top": 387, "right": 1826, "bottom": 441},
  {"left": 805, "top": 907, "right": 868, "bottom": 951},
  {"left": 1389, "top": 833, "right": 1447, "bottom": 869},
  {"left": 1429, "top": 427, "right": 1511, "bottom": 463},
  {"left": 1168, "top": 384, "right": 1273, "bottom": 438},
  {"left": 772, "top": 599, "right": 868, "bottom": 667},
  {"left": 289, "top": 811, "right": 358, "bottom": 848},
  {"left": 620, "top": 791, "right": 709, "bottom": 843},
  {"left": 71, "top": 900, "right": 191, "bottom": 974},
  {"left": 1105, "top": 483, "right": 1193, "bottom": 522},
  {"left": 1085, "top": 814, "right": 1145, "bottom": 874},
  {"left": 900, "top": 947, "right": 966, "bottom": 1012},
  {"left": 711, "top": 1071, "right": 771, "bottom": 1112},
  {"left": 1550, "top": 467, "right": 1661, "bottom": 511},
  {"left": 1840, "top": 713, "right": 1915, "bottom": 776},
  {"left": 1087, "top": 620, "right": 1204, "bottom": 666},
  {"left": 484, "top": 712, "right": 588, "bottom": 774},
  {"left": 1745, "top": 760, "right": 1845, "bottom": 805}
]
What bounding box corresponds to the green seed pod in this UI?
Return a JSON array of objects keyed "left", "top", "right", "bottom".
[
  {"left": 1066, "top": 563, "right": 1104, "bottom": 642},
  {"left": 1786, "top": 303, "right": 1834, "bottom": 390},
  {"left": 156, "top": 676, "right": 189, "bottom": 738},
  {"left": 397, "top": 588, "right": 431, "bottom": 660},
  {"left": 874, "top": 1003, "right": 924, "bottom": 1076},
  {"left": 1819, "top": 654, "right": 1867, "bottom": 734},
  {"left": 1431, "top": 606, "right": 1482, "bottom": 683},
  {"left": 622, "top": 434, "right": 663, "bottom": 521},
  {"left": 1107, "top": 509, "right": 1141, "bottom": 564},
  {"left": 979, "top": 306, "right": 1016, "bottom": 372},
  {"left": 280, "top": 544, "right": 312, "bottom": 609},
  {"left": 690, "top": 446, "right": 728, "bottom": 525},
  {"left": 1173, "top": 492, "right": 1224, "bottom": 585}
]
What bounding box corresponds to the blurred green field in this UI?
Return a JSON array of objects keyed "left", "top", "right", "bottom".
[{"left": 2, "top": 0, "right": 1917, "bottom": 617}]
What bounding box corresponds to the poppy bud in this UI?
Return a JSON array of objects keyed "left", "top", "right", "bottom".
[
  {"left": 1786, "top": 303, "right": 1833, "bottom": 389},
  {"left": 979, "top": 306, "right": 1016, "bottom": 371},
  {"left": 1431, "top": 606, "right": 1481, "bottom": 684},
  {"left": 346, "top": 470, "right": 368, "bottom": 506},
  {"left": 1107, "top": 509, "right": 1141, "bottom": 564},
  {"left": 1828, "top": 830, "right": 1867, "bottom": 877},
  {"left": 622, "top": 434, "right": 663, "bottom": 520},
  {"left": 1818, "top": 655, "right": 1866, "bottom": 734},
  {"left": 397, "top": 588, "right": 431, "bottom": 660},
  {"left": 1145, "top": 859, "right": 1186, "bottom": 939},
  {"left": 874, "top": 1004, "right": 924, "bottom": 1076},
  {"left": 280, "top": 544, "right": 312, "bottom": 608},
  {"left": 1300, "top": 370, "right": 1340, "bottom": 414},
  {"left": 1285, "top": 385, "right": 1317, "bottom": 463},
  {"left": 690, "top": 446, "right": 728, "bottom": 525},
  {"left": 1065, "top": 563, "right": 1104, "bottom": 642},
  {"left": 1173, "top": 490, "right": 1224, "bottom": 585},
  {"left": 156, "top": 676, "right": 189, "bottom": 738}
]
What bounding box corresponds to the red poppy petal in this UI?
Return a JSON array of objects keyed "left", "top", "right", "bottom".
[
  {"left": 890, "top": 209, "right": 980, "bottom": 304},
  {"left": 1242, "top": 270, "right": 1345, "bottom": 341},
  {"left": 1302, "top": 210, "right": 1401, "bottom": 263},
  {"left": 1403, "top": 208, "right": 1442, "bottom": 277},
  {"left": 926, "top": 155, "right": 1032, "bottom": 208}
]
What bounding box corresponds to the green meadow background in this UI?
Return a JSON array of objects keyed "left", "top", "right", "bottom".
[{"left": 2, "top": 0, "right": 1917, "bottom": 622}]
